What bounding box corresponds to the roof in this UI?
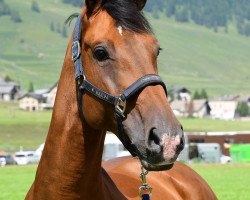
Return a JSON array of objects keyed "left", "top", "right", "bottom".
[
  {"left": 35, "top": 89, "right": 50, "bottom": 95},
  {"left": 18, "top": 93, "right": 45, "bottom": 101},
  {"left": 212, "top": 95, "right": 239, "bottom": 101},
  {"left": 34, "top": 82, "right": 58, "bottom": 95},
  {"left": 47, "top": 82, "right": 58, "bottom": 93},
  {"left": 168, "top": 86, "right": 191, "bottom": 94},
  {"left": 0, "top": 86, "right": 16, "bottom": 94}
]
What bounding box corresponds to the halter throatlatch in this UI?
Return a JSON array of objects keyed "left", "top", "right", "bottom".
[{"left": 72, "top": 15, "right": 168, "bottom": 157}]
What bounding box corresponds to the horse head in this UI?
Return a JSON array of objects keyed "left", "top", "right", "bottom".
[{"left": 77, "top": 0, "right": 184, "bottom": 171}]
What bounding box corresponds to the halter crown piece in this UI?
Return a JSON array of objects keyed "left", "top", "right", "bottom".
[{"left": 72, "top": 15, "right": 168, "bottom": 159}]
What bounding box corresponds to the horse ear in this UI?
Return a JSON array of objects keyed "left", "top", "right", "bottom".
[
  {"left": 85, "top": 0, "right": 99, "bottom": 13},
  {"left": 133, "top": 0, "right": 147, "bottom": 10}
]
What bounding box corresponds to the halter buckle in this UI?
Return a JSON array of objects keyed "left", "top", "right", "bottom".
[
  {"left": 72, "top": 41, "right": 81, "bottom": 62},
  {"left": 115, "top": 97, "right": 126, "bottom": 118}
]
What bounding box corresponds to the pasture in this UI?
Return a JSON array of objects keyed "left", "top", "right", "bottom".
[
  {"left": 1, "top": 1, "right": 250, "bottom": 96},
  {"left": 1, "top": 163, "right": 249, "bottom": 200},
  {"left": 1, "top": 102, "right": 250, "bottom": 151}
]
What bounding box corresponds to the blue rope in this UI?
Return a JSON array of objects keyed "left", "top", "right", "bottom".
[{"left": 142, "top": 194, "right": 150, "bottom": 200}]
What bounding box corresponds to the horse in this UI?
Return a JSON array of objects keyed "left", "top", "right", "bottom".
[{"left": 26, "top": 0, "right": 217, "bottom": 199}]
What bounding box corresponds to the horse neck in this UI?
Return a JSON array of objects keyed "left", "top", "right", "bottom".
[{"left": 31, "top": 42, "right": 107, "bottom": 199}]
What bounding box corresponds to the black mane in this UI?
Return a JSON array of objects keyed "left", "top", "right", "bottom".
[
  {"left": 66, "top": 0, "right": 152, "bottom": 34},
  {"left": 102, "top": 0, "right": 152, "bottom": 34}
]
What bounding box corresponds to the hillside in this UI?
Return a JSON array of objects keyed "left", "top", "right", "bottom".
[{"left": 0, "top": 0, "right": 250, "bottom": 97}]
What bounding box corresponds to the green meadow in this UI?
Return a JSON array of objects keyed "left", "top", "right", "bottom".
[
  {"left": 0, "top": 164, "right": 250, "bottom": 200},
  {"left": 1, "top": 102, "right": 250, "bottom": 152},
  {"left": 0, "top": 1, "right": 250, "bottom": 96}
]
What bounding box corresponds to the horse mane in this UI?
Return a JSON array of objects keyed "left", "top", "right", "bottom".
[
  {"left": 65, "top": 0, "right": 152, "bottom": 34},
  {"left": 102, "top": 0, "right": 152, "bottom": 34}
]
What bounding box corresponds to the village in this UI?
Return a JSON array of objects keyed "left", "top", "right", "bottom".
[
  {"left": 1, "top": 77, "right": 249, "bottom": 121},
  {"left": 1, "top": 76, "right": 250, "bottom": 165}
]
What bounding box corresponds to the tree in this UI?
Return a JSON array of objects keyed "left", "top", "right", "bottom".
[
  {"left": 244, "top": 22, "right": 250, "bottom": 36},
  {"left": 175, "top": 7, "right": 189, "bottom": 23},
  {"left": 200, "top": 89, "right": 208, "bottom": 99},
  {"left": 10, "top": 10, "right": 22, "bottom": 23},
  {"left": 4, "top": 75, "right": 12, "bottom": 82},
  {"left": 62, "top": 0, "right": 83, "bottom": 7},
  {"left": 168, "top": 90, "right": 174, "bottom": 102},
  {"left": 50, "top": 21, "right": 55, "bottom": 32},
  {"left": 0, "top": 0, "right": 10, "bottom": 16},
  {"left": 236, "top": 102, "right": 249, "bottom": 117},
  {"left": 193, "top": 90, "right": 200, "bottom": 99},
  {"left": 31, "top": 1, "right": 40, "bottom": 13},
  {"left": 28, "top": 82, "right": 34, "bottom": 93}
]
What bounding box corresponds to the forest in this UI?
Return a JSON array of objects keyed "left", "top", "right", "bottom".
[{"left": 61, "top": 0, "right": 250, "bottom": 36}]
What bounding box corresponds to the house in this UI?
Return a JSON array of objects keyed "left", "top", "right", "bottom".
[
  {"left": 41, "top": 83, "right": 58, "bottom": 109},
  {"left": 170, "top": 99, "right": 210, "bottom": 118},
  {"left": 18, "top": 82, "right": 57, "bottom": 111},
  {"left": 0, "top": 78, "right": 21, "bottom": 101},
  {"left": 19, "top": 93, "right": 45, "bottom": 111},
  {"left": 209, "top": 100, "right": 238, "bottom": 120},
  {"left": 168, "top": 86, "right": 191, "bottom": 102},
  {"left": 192, "top": 99, "right": 211, "bottom": 118}
]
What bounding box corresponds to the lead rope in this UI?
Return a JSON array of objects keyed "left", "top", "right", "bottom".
[{"left": 138, "top": 166, "right": 152, "bottom": 200}]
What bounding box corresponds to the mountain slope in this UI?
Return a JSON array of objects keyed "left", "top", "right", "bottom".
[{"left": 0, "top": 0, "right": 249, "bottom": 97}]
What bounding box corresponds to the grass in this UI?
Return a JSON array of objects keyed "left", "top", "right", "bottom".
[
  {"left": 0, "top": 102, "right": 250, "bottom": 151},
  {"left": 0, "top": 164, "right": 250, "bottom": 200},
  {"left": 191, "top": 164, "right": 250, "bottom": 200},
  {"left": 0, "top": 1, "right": 250, "bottom": 96},
  {"left": 0, "top": 102, "right": 51, "bottom": 152},
  {"left": 178, "top": 117, "right": 250, "bottom": 132},
  {"left": 0, "top": 165, "right": 36, "bottom": 200}
]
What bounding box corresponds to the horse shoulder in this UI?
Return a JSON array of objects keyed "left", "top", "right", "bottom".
[{"left": 103, "top": 156, "right": 217, "bottom": 200}]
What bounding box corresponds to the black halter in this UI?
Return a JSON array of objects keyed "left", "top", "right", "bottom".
[{"left": 72, "top": 15, "right": 168, "bottom": 157}]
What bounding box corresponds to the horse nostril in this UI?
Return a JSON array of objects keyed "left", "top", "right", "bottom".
[
  {"left": 148, "top": 128, "right": 161, "bottom": 154},
  {"left": 177, "top": 136, "right": 185, "bottom": 152}
]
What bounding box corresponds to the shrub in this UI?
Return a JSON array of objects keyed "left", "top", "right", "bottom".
[{"left": 31, "top": 1, "right": 40, "bottom": 13}]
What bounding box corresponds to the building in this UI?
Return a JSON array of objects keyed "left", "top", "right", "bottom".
[
  {"left": 19, "top": 93, "right": 45, "bottom": 111},
  {"left": 209, "top": 100, "right": 238, "bottom": 120},
  {"left": 168, "top": 86, "right": 192, "bottom": 102},
  {"left": 170, "top": 99, "right": 210, "bottom": 118},
  {"left": 41, "top": 83, "right": 57, "bottom": 109},
  {"left": 0, "top": 78, "right": 21, "bottom": 101},
  {"left": 18, "top": 83, "right": 57, "bottom": 111}
]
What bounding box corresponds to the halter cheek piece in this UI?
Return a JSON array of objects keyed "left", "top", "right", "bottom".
[{"left": 72, "top": 15, "right": 168, "bottom": 157}]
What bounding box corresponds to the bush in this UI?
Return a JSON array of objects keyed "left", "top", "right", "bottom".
[
  {"left": 10, "top": 10, "right": 22, "bottom": 23},
  {"left": 31, "top": 1, "right": 40, "bottom": 13},
  {"left": 0, "top": 0, "right": 10, "bottom": 16},
  {"left": 236, "top": 102, "right": 249, "bottom": 117}
]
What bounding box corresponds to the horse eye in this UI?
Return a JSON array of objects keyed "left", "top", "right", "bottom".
[{"left": 93, "top": 47, "right": 109, "bottom": 62}]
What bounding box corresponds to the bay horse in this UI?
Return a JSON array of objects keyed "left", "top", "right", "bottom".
[{"left": 26, "top": 0, "right": 217, "bottom": 199}]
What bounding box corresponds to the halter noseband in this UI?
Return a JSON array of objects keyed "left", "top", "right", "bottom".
[{"left": 72, "top": 15, "right": 168, "bottom": 157}]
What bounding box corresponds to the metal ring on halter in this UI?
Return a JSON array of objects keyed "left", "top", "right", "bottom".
[
  {"left": 138, "top": 185, "right": 152, "bottom": 198},
  {"left": 72, "top": 41, "right": 81, "bottom": 62}
]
